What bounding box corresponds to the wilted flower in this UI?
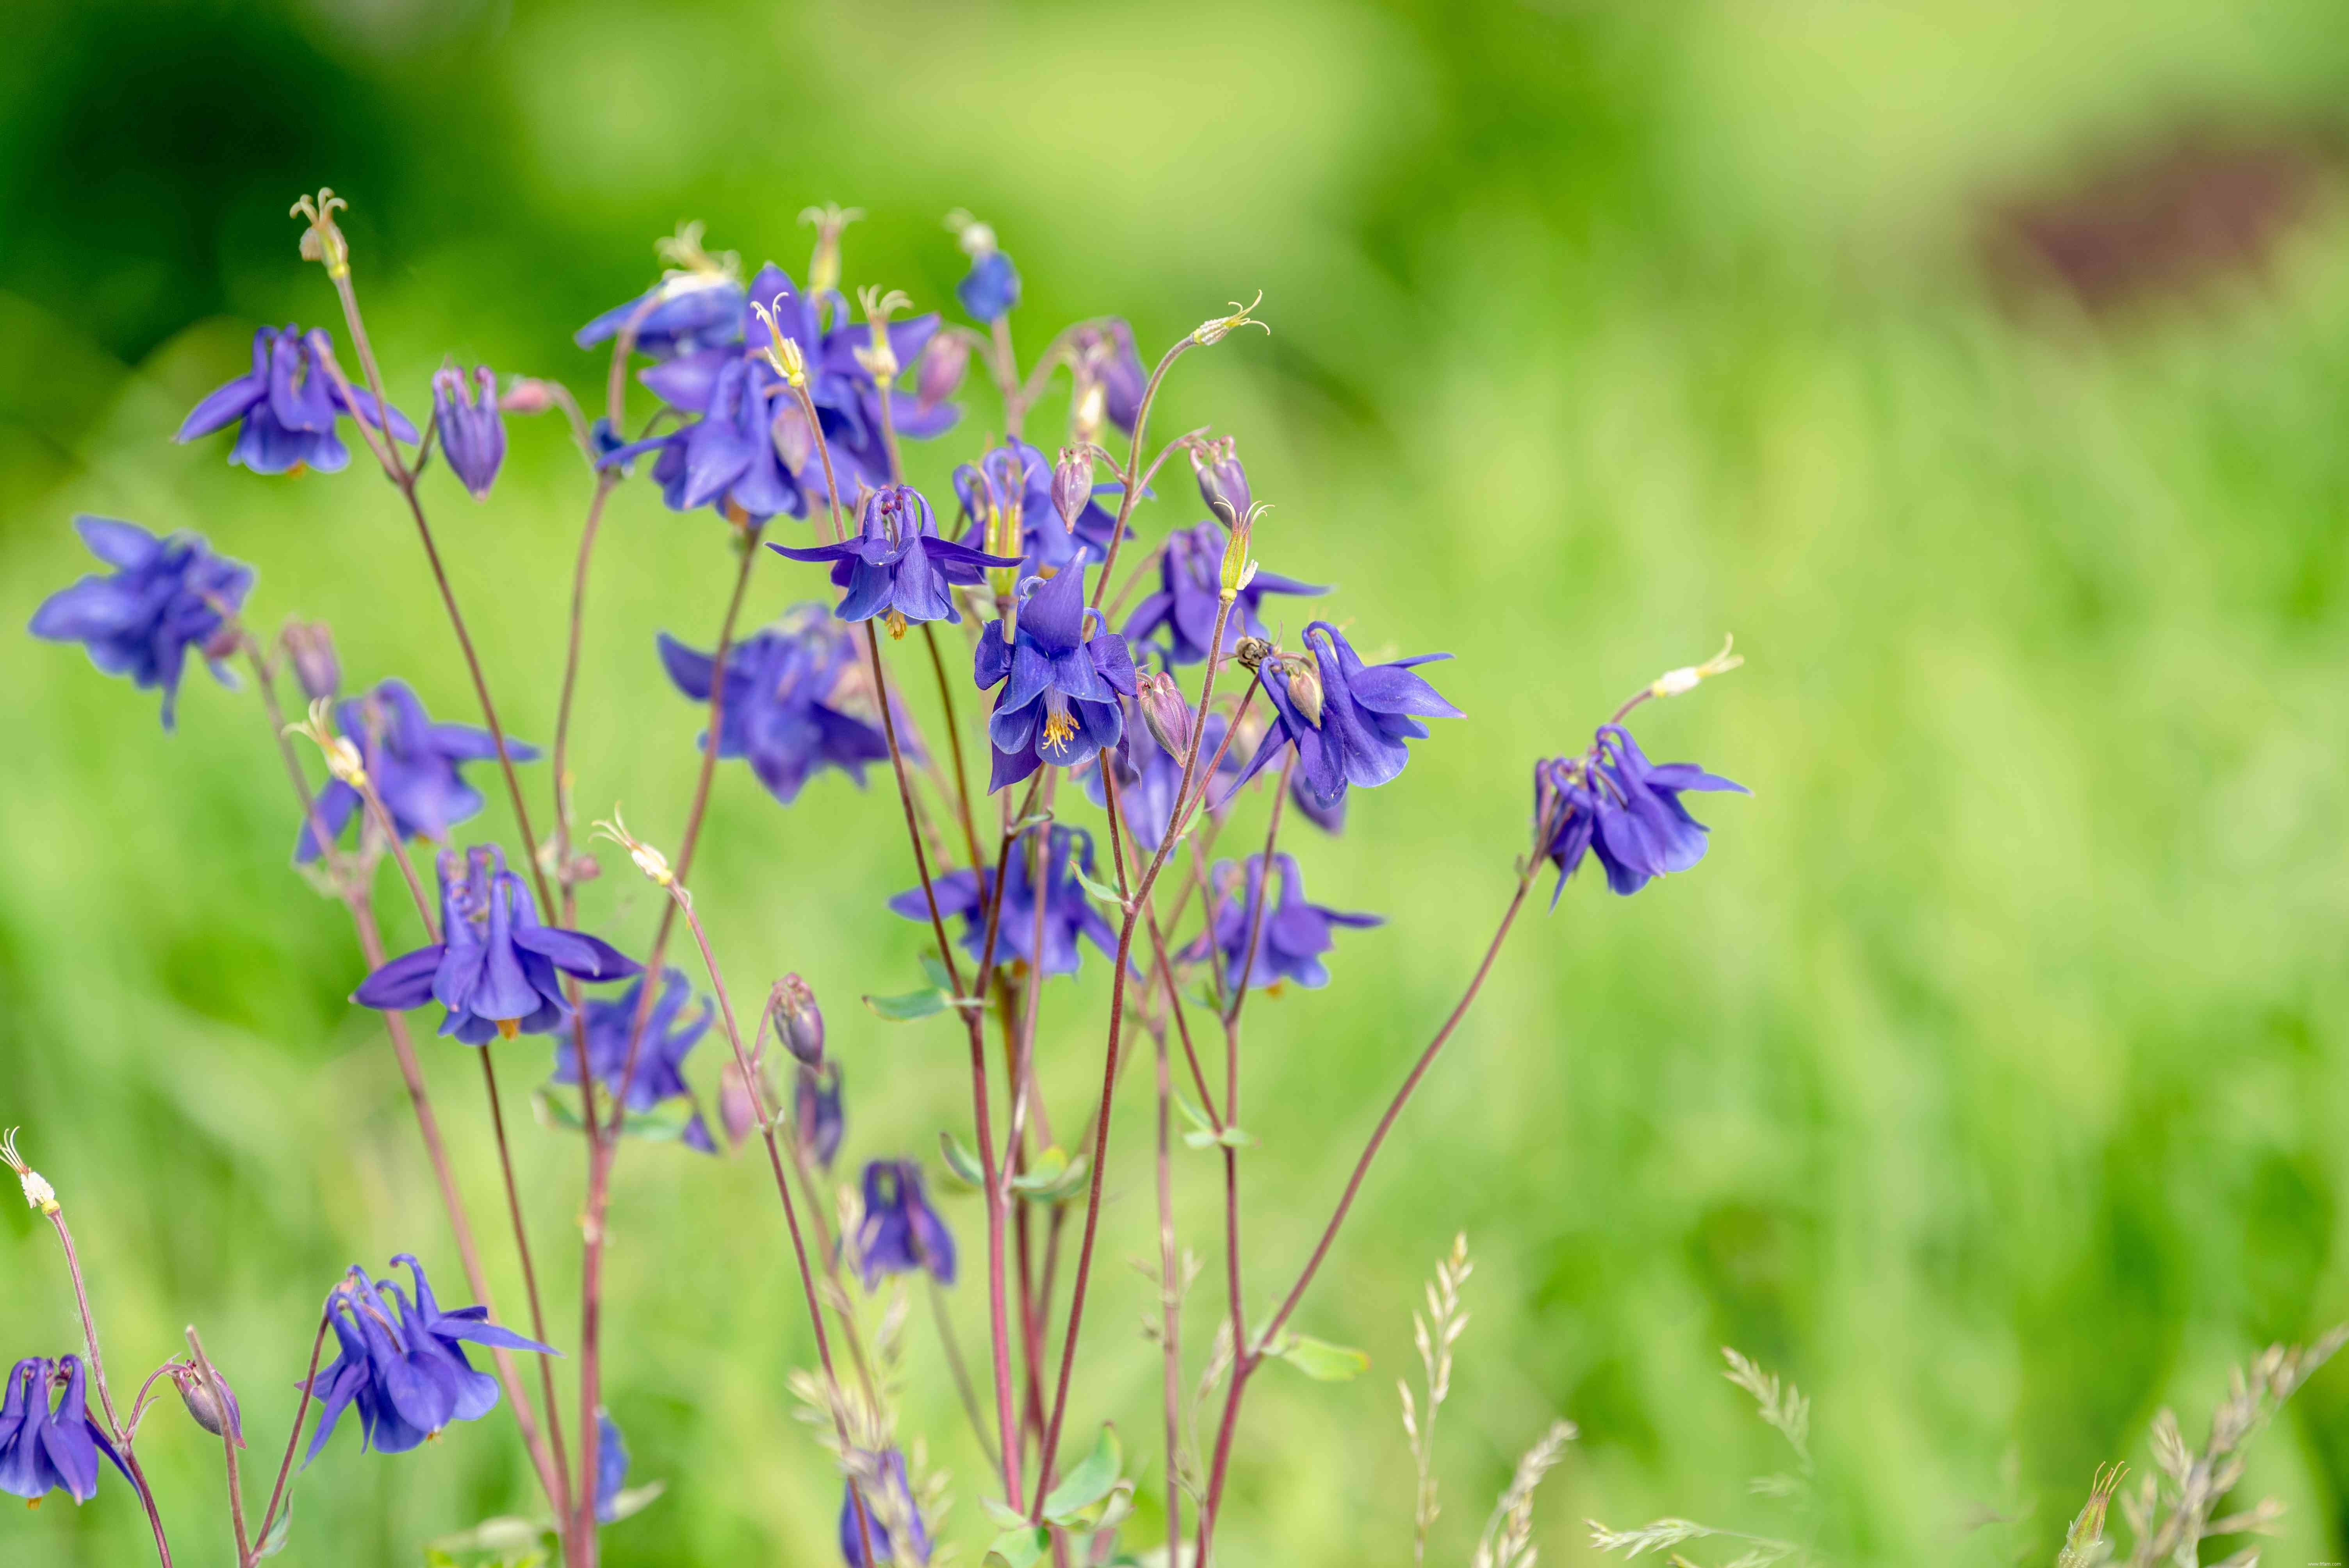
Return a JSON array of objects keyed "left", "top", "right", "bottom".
[
  {"left": 841, "top": 1449, "right": 931, "bottom": 1568},
  {"left": 28, "top": 516, "right": 254, "bottom": 729},
  {"left": 973, "top": 562, "right": 1139, "bottom": 791},
  {"left": 175, "top": 325, "right": 415, "bottom": 474},
  {"left": 431, "top": 365, "right": 506, "bottom": 500},
  {"left": 953, "top": 437, "right": 1126, "bottom": 577},
  {"left": 351, "top": 845, "right": 640, "bottom": 1045},
  {"left": 295, "top": 679, "right": 540, "bottom": 862},
  {"left": 770, "top": 485, "right": 1018, "bottom": 633},
  {"left": 1535, "top": 725, "right": 1747, "bottom": 900},
  {"left": 889, "top": 823, "right": 1118, "bottom": 976},
  {"left": 1123, "top": 521, "right": 1325, "bottom": 666},
  {"left": 1186, "top": 852, "right": 1380, "bottom": 991},
  {"left": 0, "top": 1357, "right": 128, "bottom": 1504},
  {"left": 774, "top": 974, "right": 825, "bottom": 1066},
  {"left": 552, "top": 968, "right": 716, "bottom": 1152},
  {"left": 303, "top": 1256, "right": 556, "bottom": 1461},
  {"left": 656, "top": 618, "right": 892, "bottom": 806},
  {"left": 795, "top": 1061, "right": 845, "bottom": 1169},
  {"left": 1226, "top": 622, "right": 1460, "bottom": 811},
  {"left": 855, "top": 1160, "right": 955, "bottom": 1289}
]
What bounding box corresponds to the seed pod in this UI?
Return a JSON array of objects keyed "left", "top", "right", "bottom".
[{"left": 281, "top": 619, "right": 340, "bottom": 701}]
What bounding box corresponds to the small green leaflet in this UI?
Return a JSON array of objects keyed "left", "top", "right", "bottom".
[
  {"left": 1070, "top": 862, "right": 1129, "bottom": 909},
  {"left": 1270, "top": 1332, "right": 1370, "bottom": 1382},
  {"left": 531, "top": 1089, "right": 690, "bottom": 1142},
  {"left": 862, "top": 986, "right": 950, "bottom": 1021},
  {"left": 1174, "top": 1091, "right": 1253, "bottom": 1149},
  {"left": 256, "top": 1497, "right": 292, "bottom": 1559},
  {"left": 940, "top": 1131, "right": 986, "bottom": 1189},
  {"left": 1040, "top": 1424, "right": 1123, "bottom": 1524},
  {"left": 1007, "top": 1145, "right": 1091, "bottom": 1203},
  {"left": 985, "top": 1524, "right": 1051, "bottom": 1568},
  {"left": 602, "top": 1480, "right": 666, "bottom": 1523}
]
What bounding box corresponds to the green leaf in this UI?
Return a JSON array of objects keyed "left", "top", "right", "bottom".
[
  {"left": 532, "top": 1086, "right": 585, "bottom": 1134},
  {"left": 426, "top": 1517, "right": 549, "bottom": 1554},
  {"left": 863, "top": 987, "right": 949, "bottom": 1022},
  {"left": 1041, "top": 1423, "right": 1123, "bottom": 1523},
  {"left": 919, "top": 951, "right": 957, "bottom": 992},
  {"left": 1009, "top": 811, "right": 1055, "bottom": 835},
  {"left": 257, "top": 1500, "right": 292, "bottom": 1559},
  {"left": 1071, "top": 862, "right": 1128, "bottom": 908},
  {"left": 980, "top": 1496, "right": 1030, "bottom": 1530},
  {"left": 529, "top": 1089, "right": 686, "bottom": 1142},
  {"left": 1008, "top": 1146, "right": 1091, "bottom": 1203},
  {"left": 601, "top": 1480, "right": 666, "bottom": 1523},
  {"left": 1274, "top": 1333, "right": 1370, "bottom": 1382},
  {"left": 1176, "top": 1096, "right": 1254, "bottom": 1151},
  {"left": 986, "top": 1525, "right": 1052, "bottom": 1568},
  {"left": 940, "top": 1131, "right": 986, "bottom": 1190}
]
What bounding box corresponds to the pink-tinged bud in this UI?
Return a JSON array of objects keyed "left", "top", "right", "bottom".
[
  {"left": 1051, "top": 446, "right": 1094, "bottom": 532},
  {"left": 720, "top": 1060, "right": 764, "bottom": 1146},
  {"left": 200, "top": 623, "right": 243, "bottom": 662},
  {"left": 774, "top": 973, "right": 825, "bottom": 1066},
  {"left": 1134, "top": 670, "right": 1193, "bottom": 758},
  {"left": 1191, "top": 436, "right": 1251, "bottom": 526},
  {"left": 498, "top": 377, "right": 556, "bottom": 415},
  {"left": 770, "top": 403, "right": 814, "bottom": 474},
  {"left": 281, "top": 619, "right": 340, "bottom": 701},
  {"left": 916, "top": 333, "right": 970, "bottom": 408},
  {"left": 170, "top": 1365, "right": 244, "bottom": 1445},
  {"left": 1283, "top": 656, "right": 1325, "bottom": 726}
]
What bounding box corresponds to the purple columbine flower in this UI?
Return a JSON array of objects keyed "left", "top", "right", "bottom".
[
  {"left": 1073, "top": 320, "right": 1148, "bottom": 433},
  {"left": 797, "top": 1062, "right": 846, "bottom": 1169},
  {"left": 953, "top": 437, "right": 1128, "bottom": 577},
  {"left": 855, "top": 1160, "right": 955, "bottom": 1289},
  {"left": 889, "top": 824, "right": 1118, "bottom": 977},
  {"left": 1123, "top": 522, "right": 1326, "bottom": 666},
  {"left": 1226, "top": 621, "right": 1461, "bottom": 811},
  {"left": 294, "top": 679, "right": 540, "bottom": 862},
  {"left": 593, "top": 1409, "right": 630, "bottom": 1523},
  {"left": 175, "top": 325, "right": 415, "bottom": 474},
  {"left": 432, "top": 365, "right": 506, "bottom": 500},
  {"left": 974, "top": 562, "right": 1138, "bottom": 791},
  {"left": 28, "top": 515, "right": 253, "bottom": 730},
  {"left": 303, "top": 1256, "right": 556, "bottom": 1462},
  {"left": 0, "top": 1357, "right": 130, "bottom": 1504},
  {"left": 956, "top": 251, "right": 1020, "bottom": 323},
  {"left": 770, "top": 485, "right": 1019, "bottom": 634},
  {"left": 351, "top": 846, "right": 640, "bottom": 1045},
  {"left": 1289, "top": 767, "right": 1346, "bottom": 835},
  {"left": 841, "top": 1449, "right": 932, "bottom": 1567},
  {"left": 657, "top": 617, "right": 893, "bottom": 806},
  {"left": 1187, "top": 852, "right": 1380, "bottom": 992},
  {"left": 1536, "top": 725, "right": 1747, "bottom": 900},
  {"left": 575, "top": 271, "right": 748, "bottom": 361},
  {"left": 551, "top": 968, "right": 716, "bottom": 1153}
]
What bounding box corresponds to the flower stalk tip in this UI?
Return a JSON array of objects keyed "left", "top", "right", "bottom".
[
  {"left": 290, "top": 188, "right": 349, "bottom": 277},
  {"left": 1193, "top": 290, "right": 1270, "bottom": 346},
  {"left": 1650, "top": 634, "right": 1743, "bottom": 699},
  {"left": 1, "top": 1128, "right": 59, "bottom": 1215},
  {"left": 284, "top": 697, "right": 366, "bottom": 788},
  {"left": 592, "top": 808, "right": 679, "bottom": 894}
]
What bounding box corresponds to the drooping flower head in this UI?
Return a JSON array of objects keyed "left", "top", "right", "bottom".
[
  {"left": 175, "top": 325, "right": 416, "bottom": 474},
  {"left": 593, "top": 1410, "right": 631, "bottom": 1523},
  {"left": 657, "top": 614, "right": 893, "bottom": 807},
  {"left": 1072, "top": 319, "right": 1148, "bottom": 433},
  {"left": 0, "top": 1357, "right": 129, "bottom": 1504},
  {"left": 1123, "top": 521, "right": 1326, "bottom": 666},
  {"left": 303, "top": 1256, "right": 556, "bottom": 1462},
  {"left": 974, "top": 562, "right": 1138, "bottom": 791},
  {"left": 889, "top": 823, "right": 1118, "bottom": 978},
  {"left": 1536, "top": 724, "right": 1747, "bottom": 900},
  {"left": 294, "top": 679, "right": 540, "bottom": 862},
  {"left": 855, "top": 1160, "right": 955, "bottom": 1289},
  {"left": 1226, "top": 621, "right": 1461, "bottom": 811},
  {"left": 795, "top": 1061, "right": 846, "bottom": 1170},
  {"left": 948, "top": 210, "right": 1020, "bottom": 323},
  {"left": 1186, "top": 852, "right": 1381, "bottom": 992},
  {"left": 552, "top": 968, "right": 716, "bottom": 1152},
  {"left": 432, "top": 365, "right": 507, "bottom": 500},
  {"left": 770, "top": 485, "right": 1018, "bottom": 634},
  {"left": 840, "top": 1448, "right": 932, "bottom": 1567},
  {"left": 28, "top": 516, "right": 253, "bottom": 729},
  {"left": 351, "top": 846, "right": 640, "bottom": 1045},
  {"left": 953, "top": 437, "right": 1126, "bottom": 577}
]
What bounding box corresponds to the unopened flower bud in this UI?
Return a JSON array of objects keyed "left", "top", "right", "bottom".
[
  {"left": 795, "top": 1062, "right": 845, "bottom": 1171},
  {"left": 775, "top": 974, "right": 825, "bottom": 1067},
  {"left": 1070, "top": 376, "right": 1107, "bottom": 448},
  {"left": 918, "top": 334, "right": 970, "bottom": 409},
  {"left": 432, "top": 364, "right": 507, "bottom": 501},
  {"left": 1052, "top": 447, "right": 1095, "bottom": 532},
  {"left": 498, "top": 378, "right": 556, "bottom": 416},
  {"left": 281, "top": 619, "right": 340, "bottom": 701},
  {"left": 1134, "top": 670, "right": 1194, "bottom": 758},
  {"left": 720, "top": 1060, "right": 765, "bottom": 1146},
  {"left": 170, "top": 1365, "right": 244, "bottom": 1445},
  {"left": 770, "top": 403, "right": 814, "bottom": 474},
  {"left": 1191, "top": 437, "right": 1252, "bottom": 527},
  {"left": 1283, "top": 657, "right": 1326, "bottom": 726},
  {"left": 200, "top": 623, "right": 243, "bottom": 662}
]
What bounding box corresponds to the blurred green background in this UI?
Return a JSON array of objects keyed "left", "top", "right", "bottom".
[{"left": 8, "top": 0, "right": 2349, "bottom": 1563}]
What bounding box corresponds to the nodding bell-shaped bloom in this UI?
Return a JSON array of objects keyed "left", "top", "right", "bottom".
[
  {"left": 28, "top": 515, "right": 253, "bottom": 729},
  {"left": 973, "top": 563, "right": 1139, "bottom": 791},
  {"left": 657, "top": 617, "right": 892, "bottom": 806},
  {"left": 574, "top": 271, "right": 747, "bottom": 362},
  {"left": 956, "top": 251, "right": 1020, "bottom": 324},
  {"left": 0, "top": 1357, "right": 130, "bottom": 1504},
  {"left": 889, "top": 824, "right": 1118, "bottom": 976},
  {"left": 303, "top": 1256, "right": 556, "bottom": 1462},
  {"left": 282, "top": 618, "right": 340, "bottom": 702},
  {"left": 855, "top": 1160, "right": 955, "bottom": 1289},
  {"left": 1084, "top": 705, "right": 1244, "bottom": 853},
  {"left": 593, "top": 1410, "right": 630, "bottom": 1523},
  {"left": 1190, "top": 435, "right": 1251, "bottom": 526},
  {"left": 1186, "top": 852, "right": 1380, "bottom": 992},
  {"left": 1226, "top": 622, "right": 1461, "bottom": 811},
  {"left": 175, "top": 324, "right": 415, "bottom": 474},
  {"left": 1123, "top": 521, "right": 1326, "bottom": 666},
  {"left": 796, "top": 1061, "right": 846, "bottom": 1169},
  {"left": 552, "top": 968, "right": 716, "bottom": 1152},
  {"left": 770, "top": 485, "right": 1019, "bottom": 632},
  {"left": 295, "top": 679, "right": 540, "bottom": 862},
  {"left": 432, "top": 365, "right": 506, "bottom": 500},
  {"left": 351, "top": 846, "right": 640, "bottom": 1046},
  {"left": 841, "top": 1449, "right": 932, "bottom": 1567},
  {"left": 1536, "top": 725, "right": 1747, "bottom": 901},
  {"left": 1073, "top": 320, "right": 1148, "bottom": 433},
  {"left": 953, "top": 437, "right": 1127, "bottom": 577},
  {"left": 1289, "top": 766, "right": 1347, "bottom": 836}
]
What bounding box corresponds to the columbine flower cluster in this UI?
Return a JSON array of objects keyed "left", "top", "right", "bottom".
[{"left": 15, "top": 191, "right": 1748, "bottom": 1568}]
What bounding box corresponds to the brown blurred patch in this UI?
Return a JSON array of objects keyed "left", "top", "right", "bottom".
[{"left": 1982, "top": 127, "right": 2338, "bottom": 315}]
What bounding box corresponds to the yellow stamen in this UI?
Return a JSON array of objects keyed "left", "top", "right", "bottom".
[
  {"left": 496, "top": 1019, "right": 520, "bottom": 1041},
  {"left": 886, "top": 609, "right": 908, "bottom": 640},
  {"left": 1041, "top": 708, "right": 1079, "bottom": 750}
]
